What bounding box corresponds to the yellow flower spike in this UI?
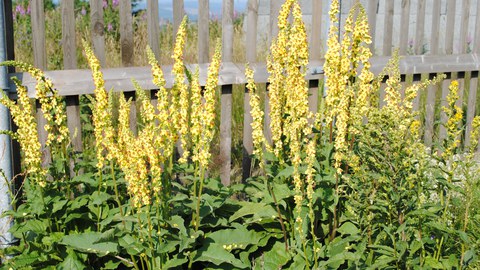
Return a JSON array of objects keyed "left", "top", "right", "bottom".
[
  {"left": 171, "top": 16, "right": 189, "bottom": 155},
  {"left": 0, "top": 78, "right": 45, "bottom": 186},
  {"left": 468, "top": 116, "right": 480, "bottom": 155},
  {"left": 190, "top": 67, "right": 202, "bottom": 164},
  {"left": 198, "top": 41, "right": 221, "bottom": 168},
  {"left": 83, "top": 42, "right": 115, "bottom": 169},
  {"left": 2, "top": 61, "right": 70, "bottom": 148},
  {"left": 246, "top": 65, "right": 266, "bottom": 168},
  {"left": 442, "top": 80, "right": 463, "bottom": 159}
]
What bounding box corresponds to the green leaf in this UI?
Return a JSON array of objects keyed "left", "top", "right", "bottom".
[
  {"left": 60, "top": 232, "right": 118, "bottom": 255},
  {"left": 205, "top": 226, "right": 265, "bottom": 249},
  {"left": 229, "top": 202, "right": 277, "bottom": 222},
  {"left": 52, "top": 199, "right": 68, "bottom": 213},
  {"left": 261, "top": 241, "right": 291, "bottom": 269},
  {"left": 58, "top": 249, "right": 86, "bottom": 270},
  {"left": 274, "top": 166, "right": 295, "bottom": 181},
  {"left": 337, "top": 222, "right": 359, "bottom": 236},
  {"left": 193, "top": 242, "right": 247, "bottom": 269},
  {"left": 423, "top": 256, "right": 444, "bottom": 269}
]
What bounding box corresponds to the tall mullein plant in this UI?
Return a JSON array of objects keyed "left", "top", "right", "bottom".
[{"left": 248, "top": 0, "right": 320, "bottom": 264}]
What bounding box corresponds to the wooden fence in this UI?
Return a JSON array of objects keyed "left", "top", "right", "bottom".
[{"left": 5, "top": 0, "right": 480, "bottom": 184}]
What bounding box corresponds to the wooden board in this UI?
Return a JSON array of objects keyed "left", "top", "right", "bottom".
[
  {"left": 222, "top": 0, "right": 234, "bottom": 62},
  {"left": 382, "top": 0, "right": 394, "bottom": 56},
  {"left": 220, "top": 85, "right": 233, "bottom": 185},
  {"left": 61, "top": 0, "right": 76, "bottom": 69},
  {"left": 198, "top": 0, "right": 209, "bottom": 63},
  {"left": 31, "top": 0, "right": 46, "bottom": 69},
  {"left": 119, "top": 0, "right": 134, "bottom": 67},
  {"left": 399, "top": 0, "right": 411, "bottom": 55},
  {"left": 147, "top": 0, "right": 160, "bottom": 60},
  {"left": 90, "top": 0, "right": 106, "bottom": 66},
  {"left": 414, "top": 0, "right": 426, "bottom": 55},
  {"left": 10, "top": 55, "right": 480, "bottom": 98}
]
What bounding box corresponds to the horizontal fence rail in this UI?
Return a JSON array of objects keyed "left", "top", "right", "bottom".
[{"left": 6, "top": 0, "right": 480, "bottom": 184}]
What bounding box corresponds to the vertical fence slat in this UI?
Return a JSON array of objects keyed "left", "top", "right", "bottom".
[
  {"left": 382, "top": 0, "right": 394, "bottom": 56},
  {"left": 459, "top": 0, "right": 471, "bottom": 54},
  {"left": 474, "top": 0, "right": 480, "bottom": 54},
  {"left": 223, "top": 0, "right": 234, "bottom": 62},
  {"left": 308, "top": 80, "right": 319, "bottom": 118},
  {"left": 270, "top": 0, "right": 281, "bottom": 46},
  {"left": 220, "top": 85, "right": 232, "bottom": 186},
  {"left": 173, "top": 0, "right": 185, "bottom": 37},
  {"left": 198, "top": 0, "right": 209, "bottom": 63},
  {"left": 367, "top": 0, "right": 378, "bottom": 53},
  {"left": 414, "top": 0, "right": 425, "bottom": 55},
  {"left": 124, "top": 91, "right": 137, "bottom": 134},
  {"left": 445, "top": 0, "right": 456, "bottom": 54},
  {"left": 424, "top": 1, "right": 441, "bottom": 148},
  {"left": 243, "top": 88, "right": 253, "bottom": 180},
  {"left": 465, "top": 73, "right": 478, "bottom": 147},
  {"left": 31, "top": 0, "right": 50, "bottom": 168},
  {"left": 62, "top": 0, "right": 81, "bottom": 175},
  {"left": 310, "top": 0, "right": 322, "bottom": 61},
  {"left": 119, "top": 0, "right": 133, "bottom": 67},
  {"left": 90, "top": 0, "right": 106, "bottom": 66},
  {"left": 221, "top": 0, "right": 234, "bottom": 185},
  {"left": 31, "top": 0, "right": 46, "bottom": 69},
  {"left": 430, "top": 0, "right": 441, "bottom": 55},
  {"left": 147, "top": 0, "right": 160, "bottom": 60},
  {"left": 399, "top": 0, "right": 411, "bottom": 55},
  {"left": 243, "top": 0, "right": 258, "bottom": 180},
  {"left": 61, "top": 0, "right": 76, "bottom": 69},
  {"left": 246, "top": 0, "right": 258, "bottom": 63},
  {"left": 66, "top": 96, "right": 82, "bottom": 176}
]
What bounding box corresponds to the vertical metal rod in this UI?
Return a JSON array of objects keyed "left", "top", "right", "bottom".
[{"left": 0, "top": 0, "right": 13, "bottom": 249}]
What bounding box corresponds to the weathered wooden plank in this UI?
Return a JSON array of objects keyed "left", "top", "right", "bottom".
[
  {"left": 124, "top": 91, "right": 137, "bottom": 134},
  {"left": 90, "top": 0, "right": 106, "bottom": 66},
  {"left": 438, "top": 77, "right": 452, "bottom": 148},
  {"left": 119, "top": 0, "right": 134, "bottom": 67},
  {"left": 459, "top": 0, "right": 471, "bottom": 54},
  {"left": 429, "top": 0, "right": 441, "bottom": 55},
  {"left": 264, "top": 83, "right": 272, "bottom": 144},
  {"left": 10, "top": 55, "right": 480, "bottom": 98},
  {"left": 220, "top": 85, "right": 232, "bottom": 185},
  {"left": 147, "top": 0, "right": 160, "bottom": 60},
  {"left": 61, "top": 0, "right": 76, "bottom": 69},
  {"left": 66, "top": 96, "right": 82, "bottom": 152},
  {"left": 270, "top": 0, "right": 282, "bottom": 44},
  {"left": 399, "top": 0, "right": 411, "bottom": 55},
  {"left": 445, "top": 0, "right": 455, "bottom": 54},
  {"left": 382, "top": 0, "right": 394, "bottom": 56},
  {"left": 220, "top": 0, "right": 234, "bottom": 185},
  {"left": 36, "top": 101, "right": 50, "bottom": 168},
  {"left": 308, "top": 80, "right": 319, "bottom": 123},
  {"left": 424, "top": 77, "right": 437, "bottom": 148},
  {"left": 222, "top": 0, "right": 234, "bottom": 62},
  {"left": 31, "top": 0, "right": 50, "bottom": 170},
  {"left": 31, "top": 0, "right": 46, "bottom": 69},
  {"left": 243, "top": 89, "right": 253, "bottom": 180},
  {"left": 173, "top": 0, "right": 185, "bottom": 37},
  {"left": 367, "top": 0, "right": 378, "bottom": 53},
  {"left": 198, "top": 0, "right": 209, "bottom": 63},
  {"left": 246, "top": 0, "right": 258, "bottom": 63},
  {"left": 310, "top": 0, "right": 322, "bottom": 61},
  {"left": 414, "top": 0, "right": 425, "bottom": 55},
  {"left": 474, "top": 0, "right": 480, "bottom": 54},
  {"left": 465, "top": 76, "right": 478, "bottom": 147}
]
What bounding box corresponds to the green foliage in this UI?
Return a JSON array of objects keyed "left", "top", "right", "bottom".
[{"left": 2, "top": 0, "right": 480, "bottom": 269}]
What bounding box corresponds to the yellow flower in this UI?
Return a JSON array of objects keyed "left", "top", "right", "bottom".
[
  {"left": 245, "top": 66, "right": 265, "bottom": 167},
  {"left": 0, "top": 78, "right": 45, "bottom": 186}
]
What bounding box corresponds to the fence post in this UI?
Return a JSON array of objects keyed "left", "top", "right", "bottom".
[
  {"left": 221, "top": 0, "right": 234, "bottom": 186},
  {"left": 0, "top": 0, "right": 14, "bottom": 249}
]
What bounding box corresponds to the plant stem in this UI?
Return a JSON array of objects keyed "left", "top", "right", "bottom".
[
  {"left": 268, "top": 182, "right": 289, "bottom": 251},
  {"left": 110, "top": 160, "right": 125, "bottom": 227},
  {"left": 195, "top": 166, "right": 205, "bottom": 231}
]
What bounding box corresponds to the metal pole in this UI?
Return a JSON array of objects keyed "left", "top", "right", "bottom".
[{"left": 0, "top": 0, "right": 14, "bottom": 249}]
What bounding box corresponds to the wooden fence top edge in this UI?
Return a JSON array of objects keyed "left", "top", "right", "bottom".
[{"left": 7, "top": 54, "right": 480, "bottom": 98}]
